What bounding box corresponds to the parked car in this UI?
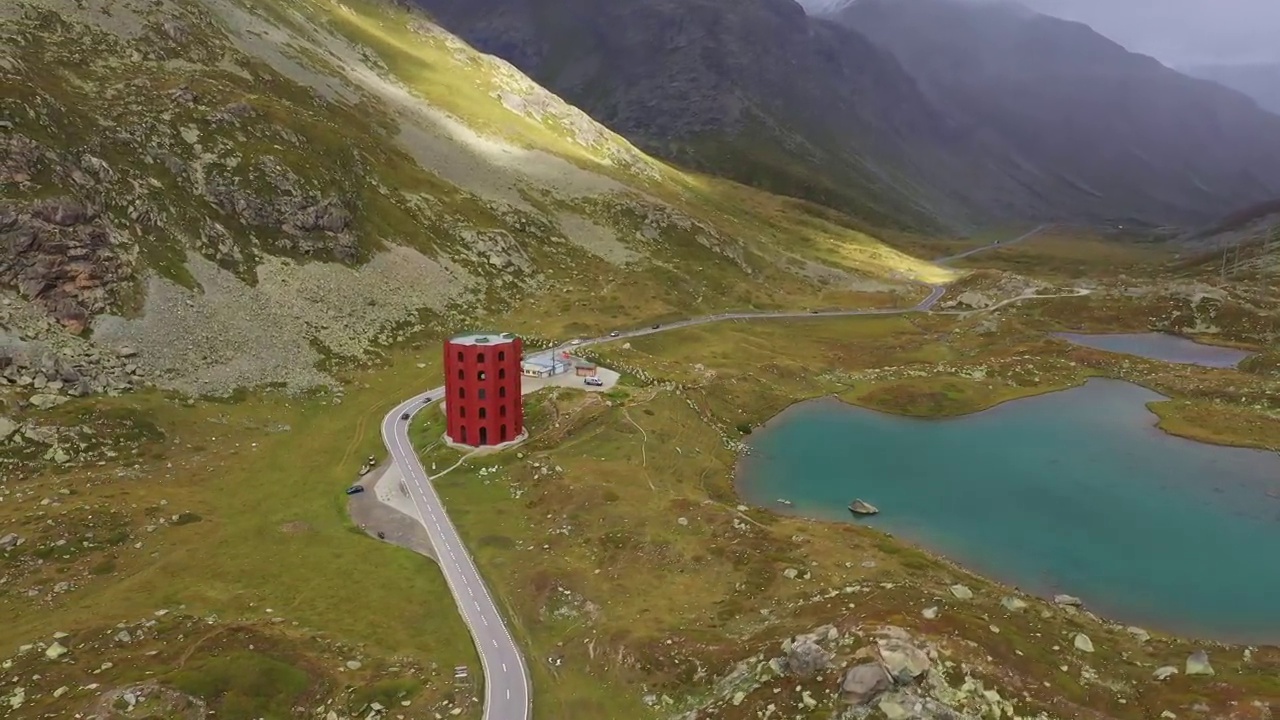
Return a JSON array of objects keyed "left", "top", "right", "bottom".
[
  {"left": 652, "top": 324, "right": 660, "bottom": 329},
  {"left": 609, "top": 331, "right": 620, "bottom": 337},
  {"left": 584, "top": 376, "right": 604, "bottom": 387},
  {"left": 570, "top": 338, "right": 582, "bottom": 345},
  {"left": 345, "top": 485, "right": 365, "bottom": 495}
]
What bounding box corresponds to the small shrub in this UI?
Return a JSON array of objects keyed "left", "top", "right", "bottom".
[{"left": 735, "top": 422, "right": 752, "bottom": 435}]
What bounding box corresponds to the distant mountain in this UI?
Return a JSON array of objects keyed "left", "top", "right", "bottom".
[
  {"left": 1183, "top": 64, "right": 1280, "bottom": 116},
  {"left": 792, "top": 0, "right": 855, "bottom": 14},
  {"left": 408, "top": 0, "right": 1056, "bottom": 231},
  {"left": 833, "top": 0, "right": 1280, "bottom": 226},
  {"left": 414, "top": 0, "right": 1280, "bottom": 229}
]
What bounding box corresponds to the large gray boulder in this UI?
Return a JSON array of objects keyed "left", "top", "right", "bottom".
[
  {"left": 0, "top": 416, "right": 17, "bottom": 440},
  {"left": 1186, "top": 650, "right": 1214, "bottom": 676},
  {"left": 878, "top": 639, "right": 931, "bottom": 682},
  {"left": 782, "top": 625, "right": 837, "bottom": 678},
  {"left": 841, "top": 662, "right": 891, "bottom": 705}
]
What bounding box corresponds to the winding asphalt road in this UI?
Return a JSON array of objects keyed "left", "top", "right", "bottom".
[{"left": 378, "top": 225, "right": 1050, "bottom": 720}]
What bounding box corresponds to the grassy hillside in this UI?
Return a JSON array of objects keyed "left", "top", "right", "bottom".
[
  {"left": 0, "top": 0, "right": 946, "bottom": 398},
  {"left": 6, "top": 2, "right": 1279, "bottom": 719}
]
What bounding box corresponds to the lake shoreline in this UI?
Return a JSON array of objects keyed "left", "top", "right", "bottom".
[{"left": 734, "top": 377, "right": 1280, "bottom": 645}]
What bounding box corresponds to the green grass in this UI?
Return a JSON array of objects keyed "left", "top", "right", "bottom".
[
  {"left": 170, "top": 651, "right": 310, "bottom": 719},
  {"left": 0, "top": 348, "right": 481, "bottom": 716}
]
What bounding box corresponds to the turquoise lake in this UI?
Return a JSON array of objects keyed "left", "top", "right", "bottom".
[
  {"left": 738, "top": 379, "right": 1280, "bottom": 642},
  {"left": 1054, "top": 332, "right": 1252, "bottom": 368}
]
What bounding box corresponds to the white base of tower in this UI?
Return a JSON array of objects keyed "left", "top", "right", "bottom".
[{"left": 443, "top": 428, "right": 529, "bottom": 454}]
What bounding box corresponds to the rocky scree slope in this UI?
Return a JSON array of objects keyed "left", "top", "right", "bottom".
[
  {"left": 832, "top": 0, "right": 1280, "bottom": 228},
  {"left": 414, "top": 0, "right": 1280, "bottom": 230},
  {"left": 0, "top": 0, "right": 923, "bottom": 401}
]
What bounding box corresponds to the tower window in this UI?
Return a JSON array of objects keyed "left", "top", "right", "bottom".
[
  {"left": 477, "top": 352, "right": 485, "bottom": 363},
  {"left": 457, "top": 351, "right": 463, "bottom": 362},
  {"left": 460, "top": 426, "right": 467, "bottom": 443},
  {"left": 499, "top": 351, "right": 506, "bottom": 361},
  {"left": 458, "top": 387, "right": 465, "bottom": 399},
  {"left": 457, "top": 369, "right": 463, "bottom": 380},
  {"left": 478, "top": 389, "right": 487, "bottom": 400},
  {"left": 498, "top": 386, "right": 506, "bottom": 398},
  {"left": 499, "top": 368, "right": 506, "bottom": 380},
  {"left": 478, "top": 370, "right": 486, "bottom": 381},
  {"left": 500, "top": 404, "right": 507, "bottom": 417},
  {"left": 500, "top": 424, "right": 508, "bottom": 442},
  {"left": 459, "top": 406, "right": 466, "bottom": 418},
  {"left": 479, "top": 407, "right": 487, "bottom": 420}
]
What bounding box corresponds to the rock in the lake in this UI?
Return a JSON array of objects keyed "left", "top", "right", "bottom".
[
  {"left": 1153, "top": 666, "right": 1179, "bottom": 681},
  {"left": 1053, "top": 594, "right": 1083, "bottom": 607},
  {"left": 841, "top": 662, "right": 891, "bottom": 705},
  {"left": 849, "top": 499, "right": 879, "bottom": 515},
  {"left": 1126, "top": 626, "right": 1151, "bottom": 642},
  {"left": 878, "top": 639, "right": 931, "bottom": 682},
  {"left": 1073, "top": 633, "right": 1094, "bottom": 653},
  {"left": 0, "top": 533, "right": 20, "bottom": 550},
  {"left": 1186, "top": 650, "right": 1214, "bottom": 676},
  {"left": 949, "top": 584, "right": 974, "bottom": 600},
  {"left": 921, "top": 606, "right": 939, "bottom": 620},
  {"left": 345, "top": 660, "right": 362, "bottom": 670}
]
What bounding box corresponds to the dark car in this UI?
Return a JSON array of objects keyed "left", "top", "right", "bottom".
[
  {"left": 652, "top": 324, "right": 660, "bottom": 329},
  {"left": 345, "top": 485, "right": 365, "bottom": 495},
  {"left": 401, "top": 411, "right": 411, "bottom": 420}
]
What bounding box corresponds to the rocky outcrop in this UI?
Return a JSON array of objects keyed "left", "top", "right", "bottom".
[
  {"left": 200, "top": 159, "right": 359, "bottom": 264},
  {"left": 0, "top": 196, "right": 130, "bottom": 333},
  {"left": 0, "top": 292, "right": 143, "bottom": 398}
]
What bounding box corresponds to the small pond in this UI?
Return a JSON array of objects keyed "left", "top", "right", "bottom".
[
  {"left": 1054, "top": 332, "right": 1252, "bottom": 368},
  {"left": 738, "top": 379, "right": 1280, "bottom": 642}
]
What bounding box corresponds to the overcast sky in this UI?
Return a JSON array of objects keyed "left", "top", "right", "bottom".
[{"left": 1016, "top": 0, "right": 1280, "bottom": 66}]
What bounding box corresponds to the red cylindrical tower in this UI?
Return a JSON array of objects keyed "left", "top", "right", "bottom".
[{"left": 443, "top": 332, "right": 524, "bottom": 447}]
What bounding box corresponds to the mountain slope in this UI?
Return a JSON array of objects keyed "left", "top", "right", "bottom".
[
  {"left": 412, "top": 0, "right": 1280, "bottom": 230},
  {"left": 407, "top": 0, "right": 1080, "bottom": 231},
  {"left": 0, "top": 0, "right": 945, "bottom": 397},
  {"left": 1183, "top": 63, "right": 1280, "bottom": 116},
  {"left": 833, "top": 0, "right": 1280, "bottom": 227}
]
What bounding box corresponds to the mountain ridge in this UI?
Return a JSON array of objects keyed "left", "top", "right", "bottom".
[
  {"left": 412, "top": 0, "right": 1280, "bottom": 230},
  {"left": 832, "top": 0, "right": 1280, "bottom": 226},
  {"left": 0, "top": 0, "right": 943, "bottom": 398},
  {"left": 1183, "top": 63, "right": 1280, "bottom": 116}
]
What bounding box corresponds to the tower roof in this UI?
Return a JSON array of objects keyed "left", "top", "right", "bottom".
[{"left": 449, "top": 332, "right": 518, "bottom": 346}]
